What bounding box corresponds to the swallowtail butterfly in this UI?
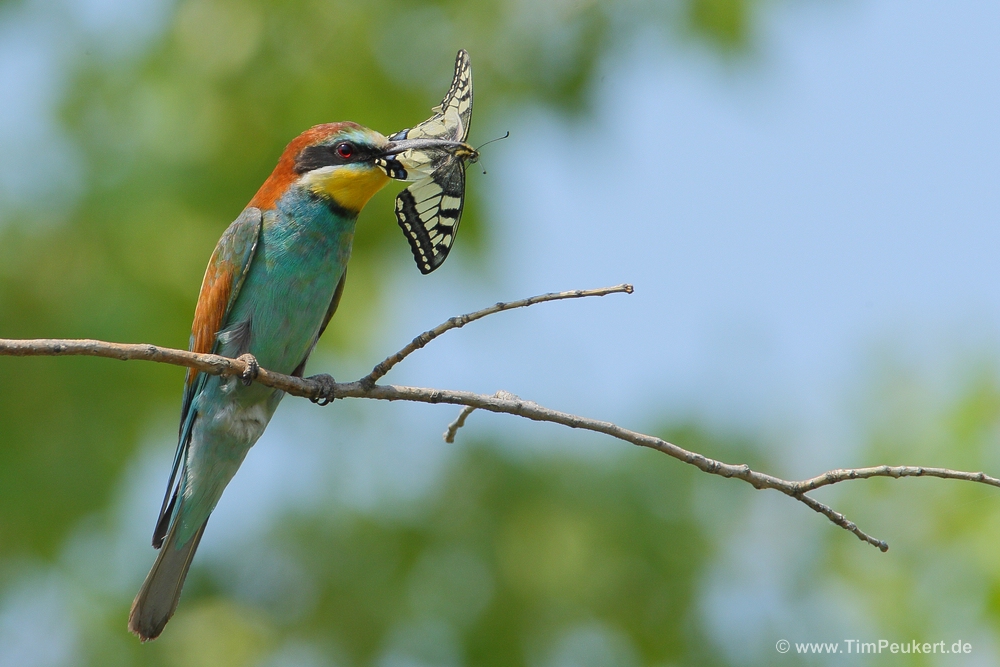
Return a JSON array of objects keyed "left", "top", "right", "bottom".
[{"left": 384, "top": 49, "right": 477, "bottom": 274}]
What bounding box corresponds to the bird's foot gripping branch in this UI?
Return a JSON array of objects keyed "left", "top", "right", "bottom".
[{"left": 3, "top": 283, "right": 1000, "bottom": 557}]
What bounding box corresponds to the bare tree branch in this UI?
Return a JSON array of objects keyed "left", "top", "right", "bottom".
[
  {"left": 360, "top": 284, "right": 633, "bottom": 387},
  {"left": 3, "top": 283, "right": 998, "bottom": 553}
]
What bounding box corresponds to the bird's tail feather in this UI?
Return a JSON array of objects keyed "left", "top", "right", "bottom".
[{"left": 128, "top": 517, "right": 208, "bottom": 641}]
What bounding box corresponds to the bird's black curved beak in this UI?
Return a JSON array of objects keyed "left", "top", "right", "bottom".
[{"left": 378, "top": 137, "right": 470, "bottom": 157}]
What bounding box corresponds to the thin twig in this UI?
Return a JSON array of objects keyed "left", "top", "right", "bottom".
[
  {"left": 795, "top": 493, "right": 887, "bottom": 551},
  {"left": 360, "top": 284, "right": 633, "bottom": 387},
  {"left": 4, "top": 286, "right": 999, "bottom": 552},
  {"left": 444, "top": 406, "right": 476, "bottom": 443},
  {"left": 797, "top": 465, "right": 1000, "bottom": 492}
]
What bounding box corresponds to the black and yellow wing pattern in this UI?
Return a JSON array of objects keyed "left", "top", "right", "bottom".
[{"left": 387, "top": 49, "right": 476, "bottom": 274}]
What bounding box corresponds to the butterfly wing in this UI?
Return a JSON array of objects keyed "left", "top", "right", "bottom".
[
  {"left": 389, "top": 50, "right": 474, "bottom": 273},
  {"left": 395, "top": 153, "right": 467, "bottom": 274},
  {"left": 431, "top": 48, "right": 473, "bottom": 141},
  {"left": 393, "top": 49, "right": 472, "bottom": 146}
]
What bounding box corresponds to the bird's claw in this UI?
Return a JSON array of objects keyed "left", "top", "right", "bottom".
[
  {"left": 236, "top": 353, "right": 259, "bottom": 386},
  {"left": 307, "top": 373, "right": 337, "bottom": 406}
]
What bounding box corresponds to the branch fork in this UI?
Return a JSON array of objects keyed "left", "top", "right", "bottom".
[{"left": 3, "top": 282, "right": 997, "bottom": 552}]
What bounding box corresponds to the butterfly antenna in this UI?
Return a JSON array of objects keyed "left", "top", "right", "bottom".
[
  {"left": 474, "top": 131, "right": 510, "bottom": 153},
  {"left": 473, "top": 131, "right": 510, "bottom": 175}
]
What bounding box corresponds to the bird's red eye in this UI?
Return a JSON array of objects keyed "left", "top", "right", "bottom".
[{"left": 336, "top": 142, "right": 354, "bottom": 159}]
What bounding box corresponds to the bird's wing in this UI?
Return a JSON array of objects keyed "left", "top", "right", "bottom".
[
  {"left": 315, "top": 268, "right": 348, "bottom": 343},
  {"left": 152, "top": 206, "right": 262, "bottom": 548}
]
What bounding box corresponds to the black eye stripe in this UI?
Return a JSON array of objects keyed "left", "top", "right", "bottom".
[{"left": 294, "top": 142, "right": 375, "bottom": 173}]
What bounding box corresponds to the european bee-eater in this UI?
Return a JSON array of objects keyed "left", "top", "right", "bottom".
[{"left": 127, "top": 122, "right": 466, "bottom": 641}]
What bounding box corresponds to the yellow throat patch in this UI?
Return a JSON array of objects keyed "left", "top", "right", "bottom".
[{"left": 304, "top": 165, "right": 390, "bottom": 214}]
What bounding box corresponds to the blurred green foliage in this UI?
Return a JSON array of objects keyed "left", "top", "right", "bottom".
[
  {"left": 688, "top": 0, "right": 752, "bottom": 50},
  {"left": 79, "top": 436, "right": 732, "bottom": 666},
  {"left": 818, "top": 361, "right": 1000, "bottom": 659}
]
